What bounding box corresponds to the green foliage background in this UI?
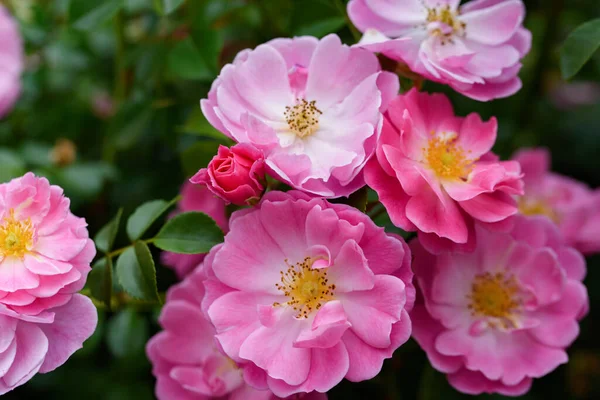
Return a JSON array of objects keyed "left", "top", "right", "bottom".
[{"left": 0, "top": 0, "right": 599, "bottom": 399}]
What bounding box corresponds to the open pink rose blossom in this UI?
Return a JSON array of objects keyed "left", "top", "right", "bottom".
[
  {"left": 201, "top": 34, "right": 399, "bottom": 197},
  {"left": 161, "top": 181, "right": 229, "bottom": 279},
  {"left": 410, "top": 216, "right": 588, "bottom": 396},
  {"left": 513, "top": 148, "right": 600, "bottom": 255},
  {"left": 191, "top": 143, "right": 266, "bottom": 206},
  {"left": 0, "top": 173, "right": 95, "bottom": 315},
  {"left": 204, "top": 191, "right": 414, "bottom": 397},
  {"left": 147, "top": 257, "right": 327, "bottom": 400},
  {"left": 348, "top": 0, "right": 531, "bottom": 101},
  {"left": 365, "top": 89, "right": 524, "bottom": 253},
  {"left": 0, "top": 294, "right": 97, "bottom": 395},
  {"left": 0, "top": 4, "right": 23, "bottom": 118}
]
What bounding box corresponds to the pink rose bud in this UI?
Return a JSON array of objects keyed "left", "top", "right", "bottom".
[{"left": 190, "top": 143, "right": 266, "bottom": 206}]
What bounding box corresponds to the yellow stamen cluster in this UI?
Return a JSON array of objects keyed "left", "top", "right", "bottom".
[
  {"left": 467, "top": 272, "right": 522, "bottom": 329},
  {"left": 518, "top": 198, "right": 559, "bottom": 223},
  {"left": 274, "top": 257, "right": 335, "bottom": 319},
  {"left": 284, "top": 99, "right": 322, "bottom": 139},
  {"left": 424, "top": 135, "right": 473, "bottom": 179},
  {"left": 0, "top": 209, "right": 34, "bottom": 259},
  {"left": 426, "top": 5, "right": 466, "bottom": 37}
]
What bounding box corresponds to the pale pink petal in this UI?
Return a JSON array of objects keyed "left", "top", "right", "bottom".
[
  {"left": 38, "top": 294, "right": 97, "bottom": 373},
  {"left": 340, "top": 275, "right": 405, "bottom": 348},
  {"left": 343, "top": 313, "right": 411, "bottom": 381},
  {"left": 461, "top": 0, "right": 525, "bottom": 46}
]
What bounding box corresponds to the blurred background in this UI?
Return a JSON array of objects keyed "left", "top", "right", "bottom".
[{"left": 0, "top": 0, "right": 599, "bottom": 399}]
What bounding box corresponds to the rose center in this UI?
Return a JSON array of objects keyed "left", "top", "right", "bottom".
[
  {"left": 274, "top": 256, "right": 335, "bottom": 319},
  {"left": 467, "top": 272, "right": 522, "bottom": 327},
  {"left": 424, "top": 135, "right": 473, "bottom": 179},
  {"left": 0, "top": 209, "right": 34, "bottom": 259},
  {"left": 426, "top": 5, "right": 465, "bottom": 36},
  {"left": 284, "top": 99, "right": 322, "bottom": 139},
  {"left": 518, "top": 197, "right": 559, "bottom": 223}
]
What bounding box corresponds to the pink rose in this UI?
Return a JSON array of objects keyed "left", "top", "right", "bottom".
[
  {"left": 201, "top": 34, "right": 399, "bottom": 198},
  {"left": 410, "top": 216, "right": 588, "bottom": 396},
  {"left": 0, "top": 173, "right": 95, "bottom": 315},
  {"left": 364, "top": 89, "right": 523, "bottom": 253},
  {"left": 513, "top": 148, "right": 600, "bottom": 255},
  {"left": 0, "top": 5, "right": 23, "bottom": 118},
  {"left": 204, "top": 190, "right": 414, "bottom": 397},
  {"left": 191, "top": 143, "right": 266, "bottom": 206},
  {"left": 348, "top": 0, "right": 531, "bottom": 101}
]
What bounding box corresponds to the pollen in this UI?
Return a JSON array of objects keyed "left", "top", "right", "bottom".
[
  {"left": 426, "top": 5, "right": 466, "bottom": 37},
  {"left": 424, "top": 135, "right": 473, "bottom": 179},
  {"left": 0, "top": 209, "right": 34, "bottom": 259},
  {"left": 274, "top": 257, "right": 335, "bottom": 319},
  {"left": 518, "top": 198, "right": 559, "bottom": 223},
  {"left": 467, "top": 272, "right": 522, "bottom": 329},
  {"left": 284, "top": 99, "right": 322, "bottom": 139}
]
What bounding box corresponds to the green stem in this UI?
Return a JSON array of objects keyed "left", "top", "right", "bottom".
[{"left": 334, "top": 0, "right": 361, "bottom": 42}]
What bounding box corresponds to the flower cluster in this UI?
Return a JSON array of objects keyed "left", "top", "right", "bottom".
[
  {"left": 2, "top": 1, "right": 594, "bottom": 397},
  {"left": 144, "top": 2, "right": 597, "bottom": 396},
  {"left": 0, "top": 173, "right": 97, "bottom": 394}
]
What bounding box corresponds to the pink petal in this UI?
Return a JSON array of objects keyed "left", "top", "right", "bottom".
[
  {"left": 406, "top": 185, "right": 469, "bottom": 244},
  {"left": 294, "top": 301, "right": 351, "bottom": 349},
  {"left": 238, "top": 315, "right": 310, "bottom": 386},
  {"left": 2, "top": 322, "right": 47, "bottom": 388},
  {"left": 459, "top": 191, "right": 517, "bottom": 223},
  {"left": 38, "top": 294, "right": 97, "bottom": 373},
  {"left": 461, "top": 0, "right": 524, "bottom": 46},
  {"left": 340, "top": 276, "right": 406, "bottom": 348},
  {"left": 364, "top": 158, "right": 416, "bottom": 231},
  {"left": 306, "top": 34, "right": 380, "bottom": 110},
  {"left": 343, "top": 313, "right": 411, "bottom": 381},
  {"left": 0, "top": 258, "right": 40, "bottom": 292},
  {"left": 327, "top": 240, "right": 374, "bottom": 292},
  {"left": 267, "top": 343, "right": 349, "bottom": 396}
]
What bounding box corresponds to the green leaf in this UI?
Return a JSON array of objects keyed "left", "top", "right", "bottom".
[
  {"left": 180, "top": 141, "right": 221, "bottom": 178},
  {"left": 154, "top": 0, "right": 185, "bottom": 15},
  {"left": 0, "top": 149, "right": 26, "bottom": 183},
  {"left": 294, "top": 16, "right": 346, "bottom": 37},
  {"left": 178, "top": 108, "right": 229, "bottom": 140},
  {"left": 167, "top": 38, "right": 214, "bottom": 81},
  {"left": 116, "top": 242, "right": 160, "bottom": 301},
  {"left": 153, "top": 211, "right": 224, "bottom": 254},
  {"left": 189, "top": 28, "right": 223, "bottom": 75},
  {"left": 95, "top": 208, "right": 123, "bottom": 253},
  {"left": 126, "top": 199, "right": 174, "bottom": 241},
  {"left": 560, "top": 18, "right": 600, "bottom": 80},
  {"left": 87, "top": 258, "right": 113, "bottom": 309},
  {"left": 106, "top": 309, "right": 149, "bottom": 358},
  {"left": 72, "top": 0, "right": 124, "bottom": 32},
  {"left": 107, "top": 100, "right": 153, "bottom": 151}
]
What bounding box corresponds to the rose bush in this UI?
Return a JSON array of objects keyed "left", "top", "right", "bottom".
[{"left": 1, "top": 1, "right": 599, "bottom": 399}]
